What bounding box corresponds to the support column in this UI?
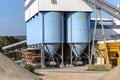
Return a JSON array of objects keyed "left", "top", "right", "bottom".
[
  {"left": 88, "top": 43, "right": 91, "bottom": 65},
  {"left": 91, "top": 8, "right": 109, "bottom": 64},
  {"left": 70, "top": 43, "right": 73, "bottom": 67},
  {"left": 91, "top": 8, "right": 99, "bottom": 65},
  {"left": 60, "top": 43, "right": 64, "bottom": 68},
  {"left": 41, "top": 44, "right": 46, "bottom": 68},
  {"left": 99, "top": 10, "right": 109, "bottom": 64}
]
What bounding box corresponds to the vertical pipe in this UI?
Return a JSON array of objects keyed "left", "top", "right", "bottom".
[
  {"left": 61, "top": 12, "right": 64, "bottom": 68},
  {"left": 61, "top": 43, "right": 64, "bottom": 68},
  {"left": 88, "top": 43, "right": 91, "bottom": 64},
  {"left": 70, "top": 43, "right": 73, "bottom": 66},
  {"left": 41, "top": 44, "right": 45, "bottom": 68},
  {"left": 88, "top": 13, "right": 91, "bottom": 65},
  {"left": 41, "top": 12, "right": 45, "bottom": 68},
  {"left": 70, "top": 13, "right": 73, "bottom": 66}
]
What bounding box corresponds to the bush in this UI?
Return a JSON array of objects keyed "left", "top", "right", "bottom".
[{"left": 24, "top": 64, "right": 35, "bottom": 73}]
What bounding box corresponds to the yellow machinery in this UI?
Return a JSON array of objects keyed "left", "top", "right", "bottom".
[{"left": 98, "top": 42, "right": 120, "bottom": 66}]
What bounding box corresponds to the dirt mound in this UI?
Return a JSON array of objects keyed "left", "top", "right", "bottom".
[
  {"left": 0, "top": 53, "right": 39, "bottom": 80},
  {"left": 98, "top": 65, "right": 120, "bottom": 80}
]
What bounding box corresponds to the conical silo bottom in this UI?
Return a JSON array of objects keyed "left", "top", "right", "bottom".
[
  {"left": 44, "top": 44, "right": 60, "bottom": 58},
  {"left": 71, "top": 43, "right": 87, "bottom": 58},
  {"left": 0, "top": 53, "right": 39, "bottom": 80}
]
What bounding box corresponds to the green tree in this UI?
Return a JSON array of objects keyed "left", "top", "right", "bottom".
[{"left": 0, "top": 36, "right": 20, "bottom": 50}]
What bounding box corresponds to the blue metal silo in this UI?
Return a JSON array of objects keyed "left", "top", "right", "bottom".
[
  {"left": 43, "top": 12, "right": 64, "bottom": 58},
  {"left": 34, "top": 13, "right": 43, "bottom": 44},
  {"left": 27, "top": 19, "right": 32, "bottom": 45},
  {"left": 27, "top": 13, "right": 44, "bottom": 45},
  {"left": 66, "top": 12, "right": 90, "bottom": 58},
  {"left": 27, "top": 17, "right": 37, "bottom": 45}
]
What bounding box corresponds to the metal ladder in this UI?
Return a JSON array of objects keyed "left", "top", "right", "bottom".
[{"left": 85, "top": 0, "right": 120, "bottom": 20}]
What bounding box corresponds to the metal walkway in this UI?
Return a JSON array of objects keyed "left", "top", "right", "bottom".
[{"left": 85, "top": 0, "right": 120, "bottom": 20}]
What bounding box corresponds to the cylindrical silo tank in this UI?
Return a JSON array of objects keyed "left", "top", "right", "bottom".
[
  {"left": 66, "top": 12, "right": 90, "bottom": 58},
  {"left": 34, "top": 13, "right": 44, "bottom": 44},
  {"left": 44, "top": 12, "right": 64, "bottom": 58},
  {"left": 26, "top": 13, "right": 44, "bottom": 45},
  {"left": 27, "top": 19, "right": 33, "bottom": 45}
]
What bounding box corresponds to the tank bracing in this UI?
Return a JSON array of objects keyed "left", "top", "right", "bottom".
[{"left": 91, "top": 8, "right": 109, "bottom": 64}]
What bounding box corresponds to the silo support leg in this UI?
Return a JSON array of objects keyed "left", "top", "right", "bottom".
[
  {"left": 70, "top": 44, "right": 74, "bottom": 67},
  {"left": 60, "top": 43, "right": 65, "bottom": 68},
  {"left": 41, "top": 44, "right": 46, "bottom": 68}
]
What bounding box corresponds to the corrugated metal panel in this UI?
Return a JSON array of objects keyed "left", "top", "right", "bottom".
[
  {"left": 25, "top": 9, "right": 30, "bottom": 22},
  {"left": 39, "top": 0, "right": 93, "bottom": 12},
  {"left": 25, "top": 0, "right": 29, "bottom": 7},
  {"left": 25, "top": 0, "right": 93, "bottom": 21},
  {"left": 25, "top": 0, "right": 30, "bottom": 22},
  {"left": 30, "top": 0, "right": 39, "bottom": 19}
]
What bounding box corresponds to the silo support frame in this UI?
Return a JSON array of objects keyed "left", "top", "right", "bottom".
[
  {"left": 88, "top": 43, "right": 91, "bottom": 64},
  {"left": 70, "top": 43, "right": 73, "bottom": 66},
  {"left": 41, "top": 44, "right": 46, "bottom": 68},
  {"left": 91, "top": 8, "right": 109, "bottom": 64},
  {"left": 60, "top": 43, "right": 64, "bottom": 68},
  {"left": 91, "top": 8, "right": 98, "bottom": 65}
]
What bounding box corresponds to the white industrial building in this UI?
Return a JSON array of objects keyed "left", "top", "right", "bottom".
[{"left": 25, "top": 0, "right": 93, "bottom": 22}]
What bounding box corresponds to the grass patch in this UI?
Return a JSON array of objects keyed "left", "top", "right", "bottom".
[
  {"left": 24, "top": 64, "right": 35, "bottom": 73},
  {"left": 35, "top": 78, "right": 43, "bottom": 80},
  {"left": 87, "top": 69, "right": 110, "bottom": 72}
]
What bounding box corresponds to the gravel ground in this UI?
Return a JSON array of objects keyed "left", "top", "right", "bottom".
[
  {"left": 0, "top": 53, "right": 39, "bottom": 80},
  {"left": 36, "top": 66, "right": 106, "bottom": 80}
]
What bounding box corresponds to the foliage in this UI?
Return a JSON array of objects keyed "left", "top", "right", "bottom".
[
  {"left": 0, "top": 36, "right": 20, "bottom": 51},
  {"left": 24, "top": 64, "right": 35, "bottom": 73},
  {"left": 0, "top": 36, "right": 26, "bottom": 51},
  {"left": 87, "top": 69, "right": 110, "bottom": 72}
]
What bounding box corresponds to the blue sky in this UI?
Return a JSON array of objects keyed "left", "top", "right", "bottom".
[
  {"left": 0, "top": 0, "right": 25, "bottom": 36},
  {"left": 0, "top": 0, "right": 119, "bottom": 36}
]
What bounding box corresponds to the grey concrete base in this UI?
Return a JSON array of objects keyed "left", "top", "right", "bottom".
[
  {"left": 60, "top": 63, "right": 65, "bottom": 68},
  {"left": 50, "top": 61, "right": 57, "bottom": 65},
  {"left": 66, "top": 64, "right": 74, "bottom": 68},
  {"left": 69, "top": 64, "right": 74, "bottom": 67}
]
